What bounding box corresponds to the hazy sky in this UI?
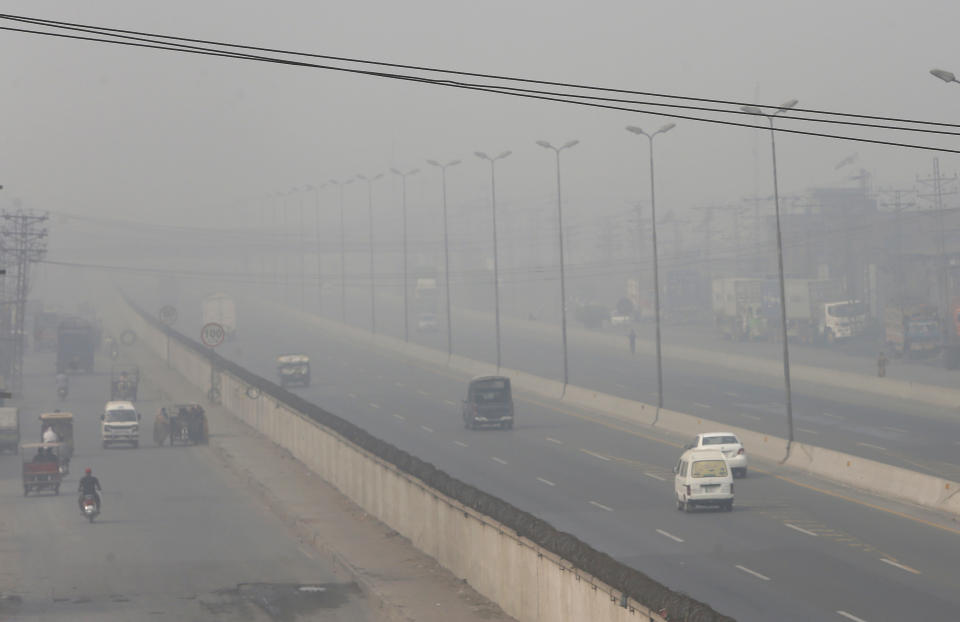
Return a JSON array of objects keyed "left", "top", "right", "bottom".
[{"left": 2, "top": 1, "right": 959, "bottom": 239}]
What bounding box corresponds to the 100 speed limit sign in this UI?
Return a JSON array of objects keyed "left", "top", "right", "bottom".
[{"left": 201, "top": 322, "right": 226, "bottom": 348}]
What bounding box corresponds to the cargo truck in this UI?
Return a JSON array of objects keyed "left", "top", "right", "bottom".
[
  {"left": 712, "top": 278, "right": 768, "bottom": 341},
  {"left": 884, "top": 302, "right": 941, "bottom": 358},
  {"left": 56, "top": 317, "right": 97, "bottom": 374},
  {"left": 202, "top": 293, "right": 237, "bottom": 341},
  {"left": 782, "top": 278, "right": 866, "bottom": 344},
  {"left": 33, "top": 311, "right": 61, "bottom": 352}
]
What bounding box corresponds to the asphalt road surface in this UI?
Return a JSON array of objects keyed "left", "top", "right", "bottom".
[
  {"left": 0, "top": 350, "right": 371, "bottom": 622},
  {"left": 137, "top": 284, "right": 960, "bottom": 622}
]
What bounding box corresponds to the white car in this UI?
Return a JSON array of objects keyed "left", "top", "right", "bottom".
[
  {"left": 685, "top": 432, "right": 747, "bottom": 478},
  {"left": 674, "top": 448, "right": 734, "bottom": 512},
  {"left": 417, "top": 313, "right": 439, "bottom": 333},
  {"left": 101, "top": 401, "right": 141, "bottom": 448}
]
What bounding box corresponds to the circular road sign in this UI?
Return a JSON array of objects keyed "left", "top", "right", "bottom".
[
  {"left": 120, "top": 330, "right": 137, "bottom": 346},
  {"left": 158, "top": 305, "right": 178, "bottom": 326},
  {"left": 201, "top": 322, "right": 226, "bottom": 348}
]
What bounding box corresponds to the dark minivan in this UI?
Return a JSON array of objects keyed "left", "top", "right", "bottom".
[{"left": 462, "top": 376, "right": 514, "bottom": 430}]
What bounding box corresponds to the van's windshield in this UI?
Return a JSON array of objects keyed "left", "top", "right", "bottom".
[
  {"left": 106, "top": 409, "right": 137, "bottom": 423},
  {"left": 691, "top": 460, "right": 728, "bottom": 478}
]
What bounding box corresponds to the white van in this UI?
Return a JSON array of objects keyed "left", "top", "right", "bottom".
[
  {"left": 101, "top": 401, "right": 141, "bottom": 448},
  {"left": 674, "top": 449, "right": 734, "bottom": 512}
]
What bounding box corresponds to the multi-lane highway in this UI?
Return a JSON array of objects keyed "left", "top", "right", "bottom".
[
  {"left": 0, "top": 350, "right": 372, "bottom": 621},
  {"left": 142, "top": 284, "right": 960, "bottom": 622}
]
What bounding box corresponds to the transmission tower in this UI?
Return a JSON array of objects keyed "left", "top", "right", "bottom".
[{"left": 0, "top": 208, "right": 49, "bottom": 393}]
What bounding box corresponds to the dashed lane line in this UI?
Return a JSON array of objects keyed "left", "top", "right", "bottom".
[
  {"left": 443, "top": 399, "right": 457, "bottom": 406},
  {"left": 735, "top": 565, "right": 771, "bottom": 581},
  {"left": 797, "top": 427, "right": 819, "bottom": 435},
  {"left": 537, "top": 477, "right": 557, "bottom": 487},
  {"left": 420, "top": 425, "right": 434, "bottom": 433},
  {"left": 880, "top": 558, "right": 921, "bottom": 575},
  {"left": 784, "top": 523, "right": 818, "bottom": 537},
  {"left": 656, "top": 529, "right": 684, "bottom": 543},
  {"left": 644, "top": 472, "right": 667, "bottom": 481},
  {"left": 836, "top": 610, "right": 869, "bottom": 622},
  {"left": 491, "top": 457, "right": 508, "bottom": 465},
  {"left": 546, "top": 437, "right": 564, "bottom": 445},
  {"left": 740, "top": 413, "right": 761, "bottom": 421},
  {"left": 394, "top": 381, "right": 405, "bottom": 388},
  {"left": 453, "top": 440, "right": 468, "bottom": 448},
  {"left": 856, "top": 442, "right": 887, "bottom": 451},
  {"left": 368, "top": 402, "right": 381, "bottom": 409},
  {"left": 417, "top": 389, "right": 431, "bottom": 397},
  {"left": 693, "top": 402, "right": 711, "bottom": 409},
  {"left": 724, "top": 391, "right": 739, "bottom": 398},
  {"left": 392, "top": 413, "right": 406, "bottom": 421},
  {"left": 347, "top": 393, "right": 358, "bottom": 399},
  {"left": 589, "top": 501, "right": 614, "bottom": 512},
  {"left": 579, "top": 448, "right": 611, "bottom": 462}
]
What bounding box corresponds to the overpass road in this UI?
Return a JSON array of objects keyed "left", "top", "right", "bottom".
[
  {"left": 0, "top": 350, "right": 371, "bottom": 621},
  {"left": 140, "top": 286, "right": 960, "bottom": 622}
]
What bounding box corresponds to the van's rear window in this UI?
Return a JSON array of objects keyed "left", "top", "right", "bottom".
[
  {"left": 691, "top": 460, "right": 728, "bottom": 478},
  {"left": 702, "top": 436, "right": 739, "bottom": 445}
]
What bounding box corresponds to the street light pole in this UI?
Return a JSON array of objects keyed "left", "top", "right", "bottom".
[
  {"left": 329, "top": 179, "right": 353, "bottom": 323},
  {"left": 391, "top": 167, "right": 420, "bottom": 342},
  {"left": 536, "top": 139, "right": 579, "bottom": 389},
  {"left": 474, "top": 150, "right": 512, "bottom": 370},
  {"left": 357, "top": 173, "right": 384, "bottom": 334},
  {"left": 427, "top": 158, "right": 461, "bottom": 358},
  {"left": 741, "top": 99, "right": 799, "bottom": 450},
  {"left": 307, "top": 183, "right": 326, "bottom": 315},
  {"left": 626, "top": 123, "right": 675, "bottom": 412}
]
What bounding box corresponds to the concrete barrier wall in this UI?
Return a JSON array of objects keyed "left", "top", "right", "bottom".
[
  {"left": 261, "top": 301, "right": 960, "bottom": 519},
  {"left": 107, "top": 297, "right": 720, "bottom": 622}
]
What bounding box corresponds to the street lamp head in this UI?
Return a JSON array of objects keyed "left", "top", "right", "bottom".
[
  {"left": 390, "top": 168, "right": 402, "bottom": 175},
  {"left": 408, "top": 168, "right": 419, "bottom": 176},
  {"left": 536, "top": 140, "right": 553, "bottom": 149},
  {"left": 658, "top": 123, "right": 676, "bottom": 134},
  {"left": 777, "top": 99, "right": 799, "bottom": 112},
  {"left": 740, "top": 105, "right": 764, "bottom": 115},
  {"left": 356, "top": 174, "right": 367, "bottom": 181},
  {"left": 372, "top": 173, "right": 384, "bottom": 181},
  {"left": 562, "top": 139, "right": 580, "bottom": 150},
  {"left": 427, "top": 159, "right": 440, "bottom": 167},
  {"left": 448, "top": 160, "right": 461, "bottom": 167},
  {"left": 497, "top": 150, "right": 513, "bottom": 160},
  {"left": 931, "top": 68, "right": 957, "bottom": 83},
  {"left": 475, "top": 151, "right": 490, "bottom": 161},
  {"left": 625, "top": 125, "right": 646, "bottom": 136}
]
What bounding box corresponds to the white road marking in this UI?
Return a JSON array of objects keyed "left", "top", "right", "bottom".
[
  {"left": 614, "top": 383, "right": 627, "bottom": 390},
  {"left": 368, "top": 402, "right": 380, "bottom": 409},
  {"left": 735, "top": 565, "right": 771, "bottom": 581},
  {"left": 656, "top": 529, "right": 684, "bottom": 543},
  {"left": 644, "top": 472, "right": 666, "bottom": 481},
  {"left": 740, "top": 413, "right": 761, "bottom": 421},
  {"left": 579, "top": 448, "right": 611, "bottom": 462},
  {"left": 836, "top": 610, "right": 869, "bottom": 622},
  {"left": 882, "top": 426, "right": 908, "bottom": 434},
  {"left": 856, "top": 442, "right": 887, "bottom": 451},
  {"left": 797, "top": 427, "right": 819, "bottom": 435},
  {"left": 784, "top": 523, "right": 818, "bottom": 537},
  {"left": 491, "top": 456, "right": 508, "bottom": 465},
  {"left": 724, "top": 391, "right": 739, "bottom": 398},
  {"left": 537, "top": 477, "right": 557, "bottom": 487},
  {"left": 392, "top": 413, "right": 406, "bottom": 421},
  {"left": 546, "top": 437, "right": 564, "bottom": 445},
  {"left": 420, "top": 425, "right": 434, "bottom": 433},
  {"left": 347, "top": 393, "right": 358, "bottom": 399},
  {"left": 880, "top": 558, "right": 921, "bottom": 575},
  {"left": 394, "top": 381, "right": 405, "bottom": 388},
  {"left": 822, "top": 412, "right": 844, "bottom": 420},
  {"left": 693, "top": 402, "right": 711, "bottom": 409},
  {"left": 443, "top": 399, "right": 457, "bottom": 406},
  {"left": 589, "top": 501, "right": 614, "bottom": 512},
  {"left": 417, "top": 389, "right": 431, "bottom": 396},
  {"left": 453, "top": 440, "right": 468, "bottom": 448}
]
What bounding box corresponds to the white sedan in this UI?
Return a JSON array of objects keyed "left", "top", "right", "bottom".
[{"left": 685, "top": 432, "right": 748, "bottom": 478}]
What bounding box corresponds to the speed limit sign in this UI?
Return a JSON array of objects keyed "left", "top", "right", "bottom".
[{"left": 201, "top": 322, "right": 226, "bottom": 348}]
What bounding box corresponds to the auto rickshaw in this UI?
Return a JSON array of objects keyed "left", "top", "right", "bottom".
[
  {"left": 110, "top": 364, "right": 140, "bottom": 401},
  {"left": 154, "top": 403, "right": 208, "bottom": 446},
  {"left": 21, "top": 442, "right": 64, "bottom": 496},
  {"left": 39, "top": 412, "right": 73, "bottom": 474}
]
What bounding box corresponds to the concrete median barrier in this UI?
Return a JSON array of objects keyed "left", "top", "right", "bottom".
[{"left": 112, "top": 292, "right": 734, "bottom": 622}]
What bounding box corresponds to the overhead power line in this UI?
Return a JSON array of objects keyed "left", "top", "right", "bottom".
[{"left": 1, "top": 14, "right": 959, "bottom": 154}]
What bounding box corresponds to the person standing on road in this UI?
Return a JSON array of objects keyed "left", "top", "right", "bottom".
[
  {"left": 628, "top": 329, "right": 637, "bottom": 356},
  {"left": 877, "top": 351, "right": 888, "bottom": 378}
]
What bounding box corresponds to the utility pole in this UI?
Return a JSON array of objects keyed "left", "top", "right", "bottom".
[
  {"left": 0, "top": 208, "right": 49, "bottom": 394},
  {"left": 917, "top": 158, "right": 960, "bottom": 367}
]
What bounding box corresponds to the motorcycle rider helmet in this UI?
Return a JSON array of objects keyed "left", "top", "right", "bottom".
[{"left": 85, "top": 467, "right": 92, "bottom": 474}]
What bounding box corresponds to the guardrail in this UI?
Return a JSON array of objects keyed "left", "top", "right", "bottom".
[{"left": 113, "top": 292, "right": 735, "bottom": 622}]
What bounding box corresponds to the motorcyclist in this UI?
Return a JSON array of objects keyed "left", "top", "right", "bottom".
[{"left": 78, "top": 467, "right": 101, "bottom": 511}]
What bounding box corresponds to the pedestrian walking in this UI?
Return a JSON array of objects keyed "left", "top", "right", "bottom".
[
  {"left": 877, "top": 351, "right": 888, "bottom": 378},
  {"left": 628, "top": 329, "right": 637, "bottom": 357}
]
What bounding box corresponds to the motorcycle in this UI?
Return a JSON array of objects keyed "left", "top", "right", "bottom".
[
  {"left": 80, "top": 493, "right": 99, "bottom": 523},
  {"left": 57, "top": 385, "right": 68, "bottom": 401}
]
